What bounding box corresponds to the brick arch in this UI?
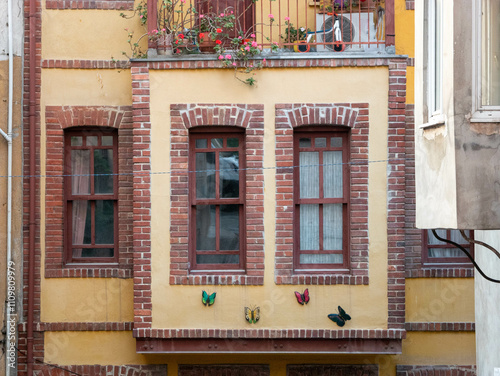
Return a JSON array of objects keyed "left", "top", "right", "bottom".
[
  {"left": 178, "top": 104, "right": 259, "bottom": 129},
  {"left": 55, "top": 106, "right": 128, "bottom": 129},
  {"left": 282, "top": 104, "right": 360, "bottom": 129}
]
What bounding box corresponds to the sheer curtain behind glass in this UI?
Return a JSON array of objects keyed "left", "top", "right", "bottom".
[
  {"left": 427, "top": 229, "right": 470, "bottom": 257},
  {"left": 71, "top": 148, "right": 90, "bottom": 257},
  {"left": 482, "top": 0, "right": 500, "bottom": 106}
]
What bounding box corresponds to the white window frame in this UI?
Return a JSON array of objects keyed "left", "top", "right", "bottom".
[{"left": 472, "top": 0, "right": 500, "bottom": 122}]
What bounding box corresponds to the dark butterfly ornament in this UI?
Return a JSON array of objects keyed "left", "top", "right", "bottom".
[
  {"left": 328, "top": 306, "right": 351, "bottom": 327},
  {"left": 294, "top": 288, "right": 310, "bottom": 305},
  {"left": 244, "top": 306, "right": 260, "bottom": 324},
  {"left": 202, "top": 290, "right": 216, "bottom": 306}
]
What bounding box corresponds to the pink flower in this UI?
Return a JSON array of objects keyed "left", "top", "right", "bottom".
[
  {"left": 251, "top": 33, "right": 255, "bottom": 38},
  {"left": 251, "top": 41, "right": 258, "bottom": 47},
  {"left": 199, "top": 14, "right": 204, "bottom": 18},
  {"left": 285, "top": 16, "right": 290, "bottom": 21},
  {"left": 268, "top": 13, "right": 274, "bottom": 18},
  {"left": 263, "top": 58, "right": 266, "bottom": 63},
  {"left": 218, "top": 55, "right": 224, "bottom": 60},
  {"left": 232, "top": 62, "right": 237, "bottom": 66},
  {"left": 220, "top": 13, "right": 224, "bottom": 17},
  {"left": 225, "top": 54, "right": 232, "bottom": 59},
  {"left": 245, "top": 46, "right": 250, "bottom": 51}
]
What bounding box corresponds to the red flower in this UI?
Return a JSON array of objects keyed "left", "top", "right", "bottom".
[
  {"left": 199, "top": 32, "right": 205, "bottom": 39},
  {"left": 216, "top": 28, "right": 222, "bottom": 33},
  {"left": 178, "top": 33, "right": 185, "bottom": 39},
  {"left": 216, "top": 39, "right": 222, "bottom": 44}
]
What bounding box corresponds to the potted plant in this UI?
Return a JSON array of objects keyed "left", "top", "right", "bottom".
[{"left": 281, "top": 19, "right": 311, "bottom": 52}]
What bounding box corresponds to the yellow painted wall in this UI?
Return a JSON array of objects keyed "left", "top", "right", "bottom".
[
  {"left": 395, "top": 0, "right": 415, "bottom": 104},
  {"left": 149, "top": 66, "right": 390, "bottom": 329},
  {"left": 406, "top": 278, "right": 475, "bottom": 323}
]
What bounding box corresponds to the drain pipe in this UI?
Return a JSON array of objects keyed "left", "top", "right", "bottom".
[
  {"left": 27, "top": 0, "right": 37, "bottom": 371},
  {"left": 1, "top": 0, "right": 14, "bottom": 373}
]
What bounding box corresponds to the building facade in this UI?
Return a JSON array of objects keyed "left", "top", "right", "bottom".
[{"left": 16, "top": 0, "right": 476, "bottom": 375}]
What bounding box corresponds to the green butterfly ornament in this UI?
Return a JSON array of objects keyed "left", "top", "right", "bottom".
[
  {"left": 202, "top": 290, "right": 216, "bottom": 306},
  {"left": 328, "top": 306, "right": 351, "bottom": 327}
]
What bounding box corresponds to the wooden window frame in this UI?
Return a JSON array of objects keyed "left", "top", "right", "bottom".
[
  {"left": 421, "top": 229, "right": 474, "bottom": 267},
  {"left": 293, "top": 127, "right": 350, "bottom": 272},
  {"left": 189, "top": 127, "right": 246, "bottom": 272},
  {"left": 64, "top": 128, "right": 119, "bottom": 264}
]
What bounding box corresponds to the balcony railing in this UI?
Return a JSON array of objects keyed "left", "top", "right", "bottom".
[{"left": 146, "top": 0, "right": 394, "bottom": 55}]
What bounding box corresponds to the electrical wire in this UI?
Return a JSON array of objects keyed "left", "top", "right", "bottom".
[
  {"left": 431, "top": 229, "right": 500, "bottom": 284},
  {"left": 459, "top": 229, "right": 500, "bottom": 260},
  {"left": 0, "top": 157, "right": 409, "bottom": 179}
]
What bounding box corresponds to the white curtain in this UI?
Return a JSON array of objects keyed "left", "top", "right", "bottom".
[
  {"left": 428, "top": 229, "right": 468, "bottom": 257},
  {"left": 71, "top": 150, "right": 90, "bottom": 256},
  {"left": 300, "top": 152, "right": 319, "bottom": 199}
]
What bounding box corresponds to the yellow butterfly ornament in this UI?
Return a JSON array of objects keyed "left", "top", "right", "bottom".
[{"left": 244, "top": 306, "right": 260, "bottom": 324}]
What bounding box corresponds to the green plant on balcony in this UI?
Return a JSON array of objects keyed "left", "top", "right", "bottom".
[{"left": 281, "top": 19, "right": 311, "bottom": 45}]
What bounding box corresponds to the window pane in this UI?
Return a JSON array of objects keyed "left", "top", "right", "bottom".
[
  {"left": 220, "top": 151, "right": 239, "bottom": 198},
  {"left": 331, "top": 137, "right": 342, "bottom": 147},
  {"left": 101, "top": 136, "right": 113, "bottom": 146},
  {"left": 300, "top": 204, "right": 319, "bottom": 250},
  {"left": 72, "top": 200, "right": 91, "bottom": 245},
  {"left": 195, "top": 139, "right": 207, "bottom": 149},
  {"left": 196, "top": 205, "right": 216, "bottom": 250},
  {"left": 300, "top": 152, "right": 319, "bottom": 198},
  {"left": 315, "top": 137, "right": 327, "bottom": 148},
  {"left": 95, "top": 200, "right": 114, "bottom": 244},
  {"left": 211, "top": 138, "right": 223, "bottom": 148},
  {"left": 427, "top": 229, "right": 446, "bottom": 245},
  {"left": 323, "top": 151, "right": 343, "bottom": 198},
  {"left": 74, "top": 248, "right": 114, "bottom": 258},
  {"left": 196, "top": 152, "right": 216, "bottom": 199},
  {"left": 220, "top": 204, "right": 239, "bottom": 250},
  {"left": 196, "top": 254, "right": 239, "bottom": 264},
  {"left": 227, "top": 138, "right": 239, "bottom": 147},
  {"left": 299, "top": 138, "right": 311, "bottom": 148},
  {"left": 323, "top": 203, "right": 343, "bottom": 250},
  {"left": 434, "top": 0, "right": 442, "bottom": 111},
  {"left": 482, "top": 0, "right": 500, "bottom": 106},
  {"left": 300, "top": 253, "right": 342, "bottom": 264},
  {"left": 94, "top": 149, "right": 114, "bottom": 194},
  {"left": 87, "top": 136, "right": 98, "bottom": 146},
  {"left": 71, "top": 150, "right": 90, "bottom": 195},
  {"left": 429, "top": 248, "right": 463, "bottom": 258},
  {"left": 71, "top": 136, "right": 82, "bottom": 146}
]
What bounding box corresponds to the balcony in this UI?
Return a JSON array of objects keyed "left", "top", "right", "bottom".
[{"left": 145, "top": 0, "right": 394, "bottom": 57}]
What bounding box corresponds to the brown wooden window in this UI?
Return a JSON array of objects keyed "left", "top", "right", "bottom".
[
  {"left": 293, "top": 129, "right": 350, "bottom": 271},
  {"left": 422, "top": 229, "right": 474, "bottom": 266},
  {"left": 64, "top": 129, "right": 119, "bottom": 263},
  {"left": 189, "top": 130, "right": 245, "bottom": 271}
]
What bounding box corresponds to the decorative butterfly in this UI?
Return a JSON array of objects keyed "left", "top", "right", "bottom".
[
  {"left": 202, "top": 290, "right": 216, "bottom": 306},
  {"left": 294, "top": 288, "right": 310, "bottom": 305},
  {"left": 328, "top": 306, "right": 351, "bottom": 327},
  {"left": 244, "top": 306, "right": 260, "bottom": 324}
]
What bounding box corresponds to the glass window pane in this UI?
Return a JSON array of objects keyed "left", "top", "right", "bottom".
[
  {"left": 101, "top": 136, "right": 113, "bottom": 146},
  {"left": 71, "top": 150, "right": 90, "bottom": 195},
  {"left": 299, "top": 138, "right": 311, "bottom": 148},
  {"left": 220, "top": 151, "right": 239, "bottom": 198},
  {"left": 196, "top": 152, "right": 216, "bottom": 199},
  {"left": 95, "top": 200, "right": 114, "bottom": 244},
  {"left": 211, "top": 138, "right": 223, "bottom": 148},
  {"left": 482, "top": 0, "right": 500, "bottom": 106},
  {"left": 220, "top": 205, "right": 239, "bottom": 250},
  {"left": 331, "top": 137, "right": 342, "bottom": 147},
  {"left": 300, "top": 204, "right": 319, "bottom": 250},
  {"left": 94, "top": 149, "right": 114, "bottom": 194},
  {"left": 195, "top": 139, "right": 208, "bottom": 149},
  {"left": 300, "top": 253, "right": 342, "bottom": 264},
  {"left": 323, "top": 203, "right": 343, "bottom": 250},
  {"left": 196, "top": 254, "right": 239, "bottom": 264},
  {"left": 196, "top": 205, "right": 216, "bottom": 251},
  {"left": 324, "top": 151, "right": 343, "bottom": 198},
  {"left": 427, "top": 229, "right": 447, "bottom": 245},
  {"left": 429, "top": 248, "right": 463, "bottom": 258},
  {"left": 72, "top": 200, "right": 91, "bottom": 245},
  {"left": 315, "top": 137, "right": 327, "bottom": 148},
  {"left": 434, "top": 0, "right": 442, "bottom": 111},
  {"left": 74, "top": 248, "right": 114, "bottom": 258},
  {"left": 227, "top": 138, "right": 239, "bottom": 147},
  {"left": 87, "top": 136, "right": 98, "bottom": 146},
  {"left": 300, "top": 152, "right": 319, "bottom": 198},
  {"left": 71, "top": 136, "right": 82, "bottom": 146}
]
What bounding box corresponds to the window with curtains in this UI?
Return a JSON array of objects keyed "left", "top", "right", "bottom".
[
  {"left": 294, "top": 129, "right": 349, "bottom": 271},
  {"left": 64, "top": 129, "right": 118, "bottom": 263},
  {"left": 422, "top": 229, "right": 474, "bottom": 266},
  {"left": 189, "top": 130, "right": 245, "bottom": 271}
]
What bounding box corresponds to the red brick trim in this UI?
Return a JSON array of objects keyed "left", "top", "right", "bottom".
[
  {"left": 45, "top": 0, "right": 134, "bottom": 10},
  {"left": 169, "top": 104, "right": 265, "bottom": 285},
  {"left": 41, "top": 59, "right": 129, "bottom": 69},
  {"left": 287, "top": 365, "right": 378, "bottom": 376},
  {"left": 36, "top": 364, "right": 166, "bottom": 376},
  {"left": 131, "top": 63, "right": 153, "bottom": 329},
  {"left": 19, "top": 321, "right": 133, "bottom": 332},
  {"left": 387, "top": 59, "right": 407, "bottom": 329},
  {"left": 44, "top": 106, "right": 134, "bottom": 278},
  {"left": 397, "top": 366, "right": 476, "bottom": 376},
  {"left": 405, "top": 1, "right": 415, "bottom": 10},
  {"left": 134, "top": 328, "right": 406, "bottom": 339},
  {"left": 179, "top": 365, "right": 269, "bottom": 376},
  {"left": 274, "top": 103, "right": 369, "bottom": 285},
  {"left": 404, "top": 104, "right": 474, "bottom": 279},
  {"left": 405, "top": 322, "right": 475, "bottom": 332}
]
